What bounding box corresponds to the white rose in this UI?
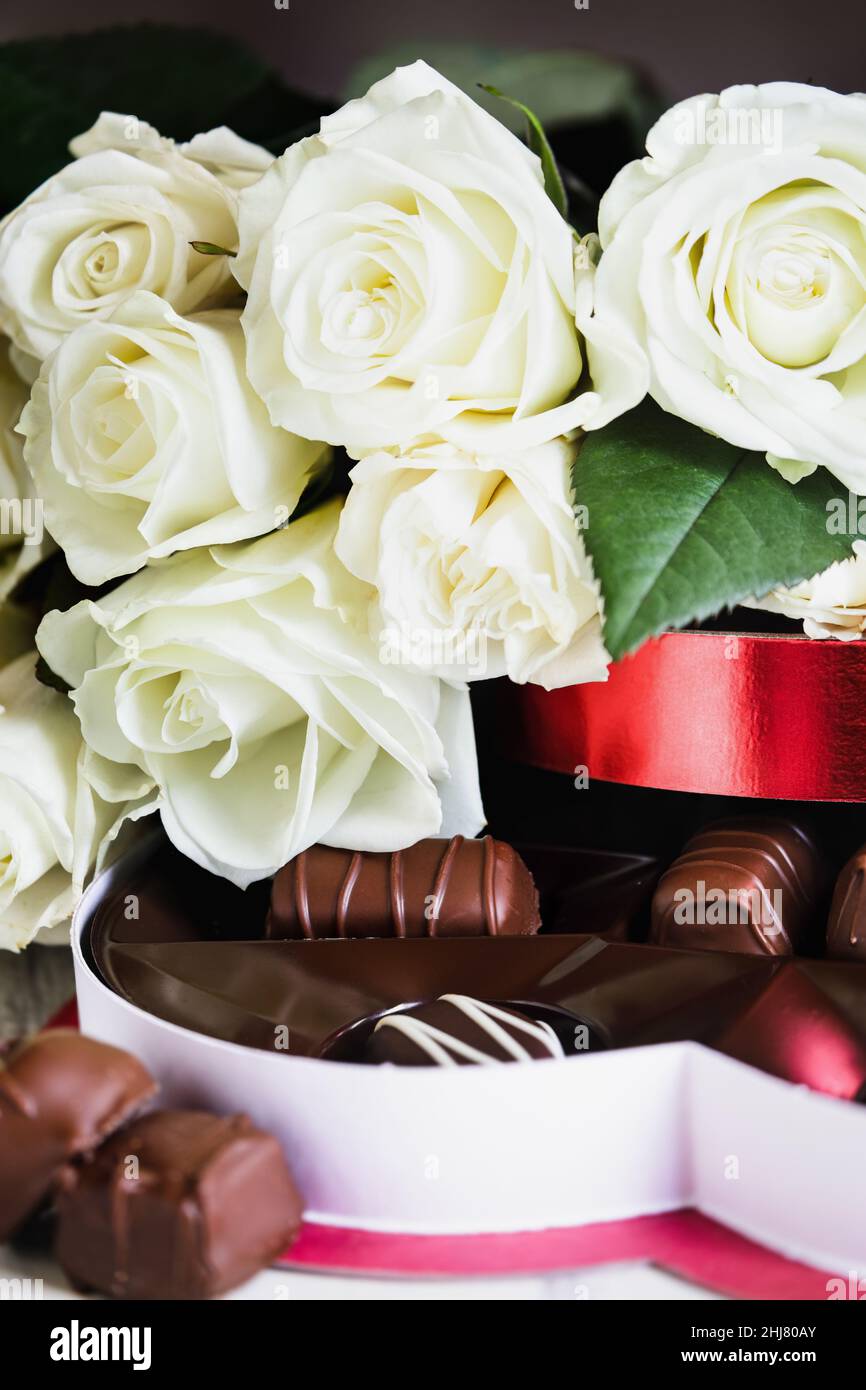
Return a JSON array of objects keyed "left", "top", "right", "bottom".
[
  {"left": 0, "top": 113, "right": 247, "bottom": 360},
  {"left": 745, "top": 540, "right": 866, "bottom": 639},
  {"left": 70, "top": 112, "right": 273, "bottom": 191},
  {"left": 235, "top": 61, "right": 646, "bottom": 453},
  {"left": 36, "top": 500, "right": 484, "bottom": 888},
  {"left": 595, "top": 84, "right": 866, "bottom": 492},
  {"left": 19, "top": 290, "right": 328, "bottom": 585},
  {"left": 0, "top": 340, "right": 52, "bottom": 596},
  {"left": 335, "top": 436, "right": 608, "bottom": 689},
  {"left": 0, "top": 652, "right": 138, "bottom": 951}
]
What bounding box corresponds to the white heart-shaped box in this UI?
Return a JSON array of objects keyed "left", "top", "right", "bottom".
[{"left": 72, "top": 844, "right": 866, "bottom": 1271}]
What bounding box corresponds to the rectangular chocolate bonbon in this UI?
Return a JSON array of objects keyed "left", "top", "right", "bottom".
[
  {"left": 56, "top": 1110, "right": 304, "bottom": 1300},
  {"left": 267, "top": 836, "right": 541, "bottom": 939}
]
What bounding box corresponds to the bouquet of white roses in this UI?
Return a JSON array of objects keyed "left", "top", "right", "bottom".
[{"left": 1, "top": 28, "right": 863, "bottom": 947}]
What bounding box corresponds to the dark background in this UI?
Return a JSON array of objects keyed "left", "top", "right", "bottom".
[{"left": 0, "top": 0, "right": 863, "bottom": 105}]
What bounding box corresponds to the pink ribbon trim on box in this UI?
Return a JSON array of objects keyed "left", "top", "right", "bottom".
[{"left": 282, "top": 1210, "right": 838, "bottom": 1299}]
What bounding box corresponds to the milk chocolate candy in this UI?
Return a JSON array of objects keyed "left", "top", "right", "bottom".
[
  {"left": 267, "top": 835, "right": 541, "bottom": 939},
  {"left": 0, "top": 1031, "right": 156, "bottom": 1242},
  {"left": 56, "top": 1110, "right": 304, "bottom": 1300},
  {"left": 650, "top": 818, "right": 821, "bottom": 956},
  {"left": 363, "top": 995, "right": 565, "bottom": 1066},
  {"left": 826, "top": 845, "right": 866, "bottom": 962}
]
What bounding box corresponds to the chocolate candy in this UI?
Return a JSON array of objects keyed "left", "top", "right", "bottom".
[
  {"left": 56, "top": 1110, "right": 303, "bottom": 1300},
  {"left": 363, "top": 995, "right": 565, "bottom": 1066},
  {"left": 826, "top": 845, "right": 866, "bottom": 962},
  {"left": 267, "top": 835, "right": 541, "bottom": 939},
  {"left": 650, "top": 818, "right": 822, "bottom": 956},
  {"left": 0, "top": 1031, "right": 156, "bottom": 1242}
]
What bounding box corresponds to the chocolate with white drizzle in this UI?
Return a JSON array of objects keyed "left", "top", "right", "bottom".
[
  {"left": 266, "top": 837, "right": 541, "bottom": 939},
  {"left": 364, "top": 995, "right": 564, "bottom": 1066}
]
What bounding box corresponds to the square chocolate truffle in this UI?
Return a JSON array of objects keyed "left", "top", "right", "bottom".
[
  {"left": 56, "top": 1110, "right": 304, "bottom": 1299},
  {"left": 0, "top": 1031, "right": 155, "bottom": 1242}
]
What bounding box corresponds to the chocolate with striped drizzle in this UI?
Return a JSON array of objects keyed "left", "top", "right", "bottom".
[
  {"left": 650, "top": 816, "right": 822, "bottom": 956},
  {"left": 364, "top": 994, "right": 564, "bottom": 1066},
  {"left": 267, "top": 836, "right": 540, "bottom": 940}
]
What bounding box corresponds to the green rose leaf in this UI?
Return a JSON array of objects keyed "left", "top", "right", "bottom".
[
  {"left": 574, "top": 400, "right": 856, "bottom": 662},
  {"left": 479, "top": 84, "right": 567, "bottom": 219}
]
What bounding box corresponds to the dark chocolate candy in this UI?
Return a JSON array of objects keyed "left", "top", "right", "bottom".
[
  {"left": 325, "top": 998, "right": 605, "bottom": 1063},
  {"left": 56, "top": 1110, "right": 303, "bottom": 1300},
  {"left": 363, "top": 995, "right": 565, "bottom": 1066},
  {"left": 650, "top": 817, "right": 821, "bottom": 956},
  {"left": 826, "top": 845, "right": 866, "bottom": 963},
  {"left": 0, "top": 1031, "right": 156, "bottom": 1242},
  {"left": 267, "top": 835, "right": 541, "bottom": 939}
]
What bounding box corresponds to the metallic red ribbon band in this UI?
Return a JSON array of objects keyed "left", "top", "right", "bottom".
[{"left": 500, "top": 631, "right": 866, "bottom": 802}]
